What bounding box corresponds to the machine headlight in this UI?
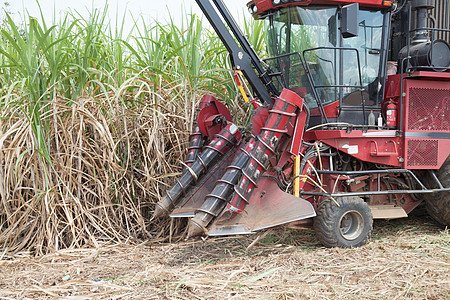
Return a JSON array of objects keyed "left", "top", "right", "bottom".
[{"left": 273, "top": 0, "right": 281, "bottom": 5}]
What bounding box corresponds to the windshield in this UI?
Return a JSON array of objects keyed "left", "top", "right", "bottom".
[
  {"left": 266, "top": 6, "right": 338, "bottom": 57},
  {"left": 264, "top": 6, "right": 384, "bottom": 109}
]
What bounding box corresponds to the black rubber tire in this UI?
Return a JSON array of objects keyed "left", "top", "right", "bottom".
[
  {"left": 313, "top": 196, "right": 373, "bottom": 248},
  {"left": 425, "top": 157, "right": 450, "bottom": 227}
]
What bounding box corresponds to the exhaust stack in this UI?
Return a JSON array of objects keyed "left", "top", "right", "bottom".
[
  {"left": 411, "top": 0, "right": 435, "bottom": 44},
  {"left": 399, "top": 0, "right": 450, "bottom": 70}
]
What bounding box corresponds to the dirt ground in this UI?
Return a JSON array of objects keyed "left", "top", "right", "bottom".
[{"left": 0, "top": 211, "right": 448, "bottom": 300}]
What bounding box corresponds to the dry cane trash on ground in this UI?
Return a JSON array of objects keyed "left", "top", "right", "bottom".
[{"left": 0, "top": 212, "right": 448, "bottom": 300}]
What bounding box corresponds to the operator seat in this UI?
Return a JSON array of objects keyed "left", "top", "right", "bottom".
[
  {"left": 338, "top": 78, "right": 380, "bottom": 125},
  {"left": 341, "top": 78, "right": 379, "bottom": 106},
  {"left": 341, "top": 90, "right": 371, "bottom": 106}
]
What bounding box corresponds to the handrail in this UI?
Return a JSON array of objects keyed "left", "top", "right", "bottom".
[{"left": 303, "top": 47, "right": 366, "bottom": 124}]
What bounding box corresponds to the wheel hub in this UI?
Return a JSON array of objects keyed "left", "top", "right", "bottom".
[{"left": 339, "top": 210, "right": 364, "bottom": 240}]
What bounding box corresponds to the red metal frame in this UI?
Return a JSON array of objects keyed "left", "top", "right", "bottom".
[
  {"left": 304, "top": 129, "right": 403, "bottom": 167},
  {"left": 283, "top": 143, "right": 421, "bottom": 215},
  {"left": 248, "top": 0, "right": 391, "bottom": 19},
  {"left": 197, "top": 95, "right": 233, "bottom": 139}
]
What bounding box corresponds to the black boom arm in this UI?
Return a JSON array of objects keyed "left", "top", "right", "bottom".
[{"left": 195, "top": 0, "right": 277, "bottom": 105}]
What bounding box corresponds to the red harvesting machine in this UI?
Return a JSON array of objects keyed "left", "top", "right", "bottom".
[{"left": 154, "top": 0, "right": 450, "bottom": 247}]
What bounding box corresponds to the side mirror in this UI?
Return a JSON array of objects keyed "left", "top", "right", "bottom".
[{"left": 341, "top": 3, "right": 359, "bottom": 38}]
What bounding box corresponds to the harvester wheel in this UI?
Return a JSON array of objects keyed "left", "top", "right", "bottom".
[
  {"left": 313, "top": 196, "right": 373, "bottom": 248},
  {"left": 425, "top": 157, "right": 450, "bottom": 227}
]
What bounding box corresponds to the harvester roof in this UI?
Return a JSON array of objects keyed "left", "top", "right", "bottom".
[{"left": 247, "top": 0, "right": 393, "bottom": 18}]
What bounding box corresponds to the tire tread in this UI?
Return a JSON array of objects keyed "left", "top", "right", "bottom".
[
  {"left": 426, "top": 157, "right": 450, "bottom": 227},
  {"left": 314, "top": 196, "right": 373, "bottom": 248}
]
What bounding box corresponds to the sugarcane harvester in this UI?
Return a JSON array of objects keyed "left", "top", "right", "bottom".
[{"left": 154, "top": 0, "right": 450, "bottom": 247}]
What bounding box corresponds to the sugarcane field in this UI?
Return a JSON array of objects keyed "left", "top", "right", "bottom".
[{"left": 0, "top": 0, "right": 449, "bottom": 299}]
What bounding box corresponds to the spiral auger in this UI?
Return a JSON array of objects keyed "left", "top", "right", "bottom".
[
  {"left": 184, "top": 95, "right": 219, "bottom": 168},
  {"left": 153, "top": 94, "right": 240, "bottom": 219},
  {"left": 184, "top": 123, "right": 205, "bottom": 168},
  {"left": 186, "top": 137, "right": 255, "bottom": 237},
  {"left": 187, "top": 89, "right": 304, "bottom": 237}
]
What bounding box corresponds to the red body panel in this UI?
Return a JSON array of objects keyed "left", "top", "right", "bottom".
[
  {"left": 310, "top": 100, "right": 339, "bottom": 118},
  {"left": 402, "top": 78, "right": 450, "bottom": 169},
  {"left": 409, "top": 71, "right": 450, "bottom": 80},
  {"left": 290, "top": 109, "right": 308, "bottom": 155}
]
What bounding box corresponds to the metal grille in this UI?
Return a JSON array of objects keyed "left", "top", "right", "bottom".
[
  {"left": 408, "top": 87, "right": 450, "bottom": 131},
  {"left": 406, "top": 139, "right": 438, "bottom": 167}
]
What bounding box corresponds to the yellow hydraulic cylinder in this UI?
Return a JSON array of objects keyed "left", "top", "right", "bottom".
[
  {"left": 293, "top": 155, "right": 300, "bottom": 197},
  {"left": 237, "top": 82, "right": 249, "bottom": 103}
]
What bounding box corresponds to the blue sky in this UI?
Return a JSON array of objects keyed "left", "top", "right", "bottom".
[{"left": 5, "top": 0, "right": 248, "bottom": 32}]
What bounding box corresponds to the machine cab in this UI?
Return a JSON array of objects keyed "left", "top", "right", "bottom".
[{"left": 248, "top": 1, "right": 391, "bottom": 127}]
